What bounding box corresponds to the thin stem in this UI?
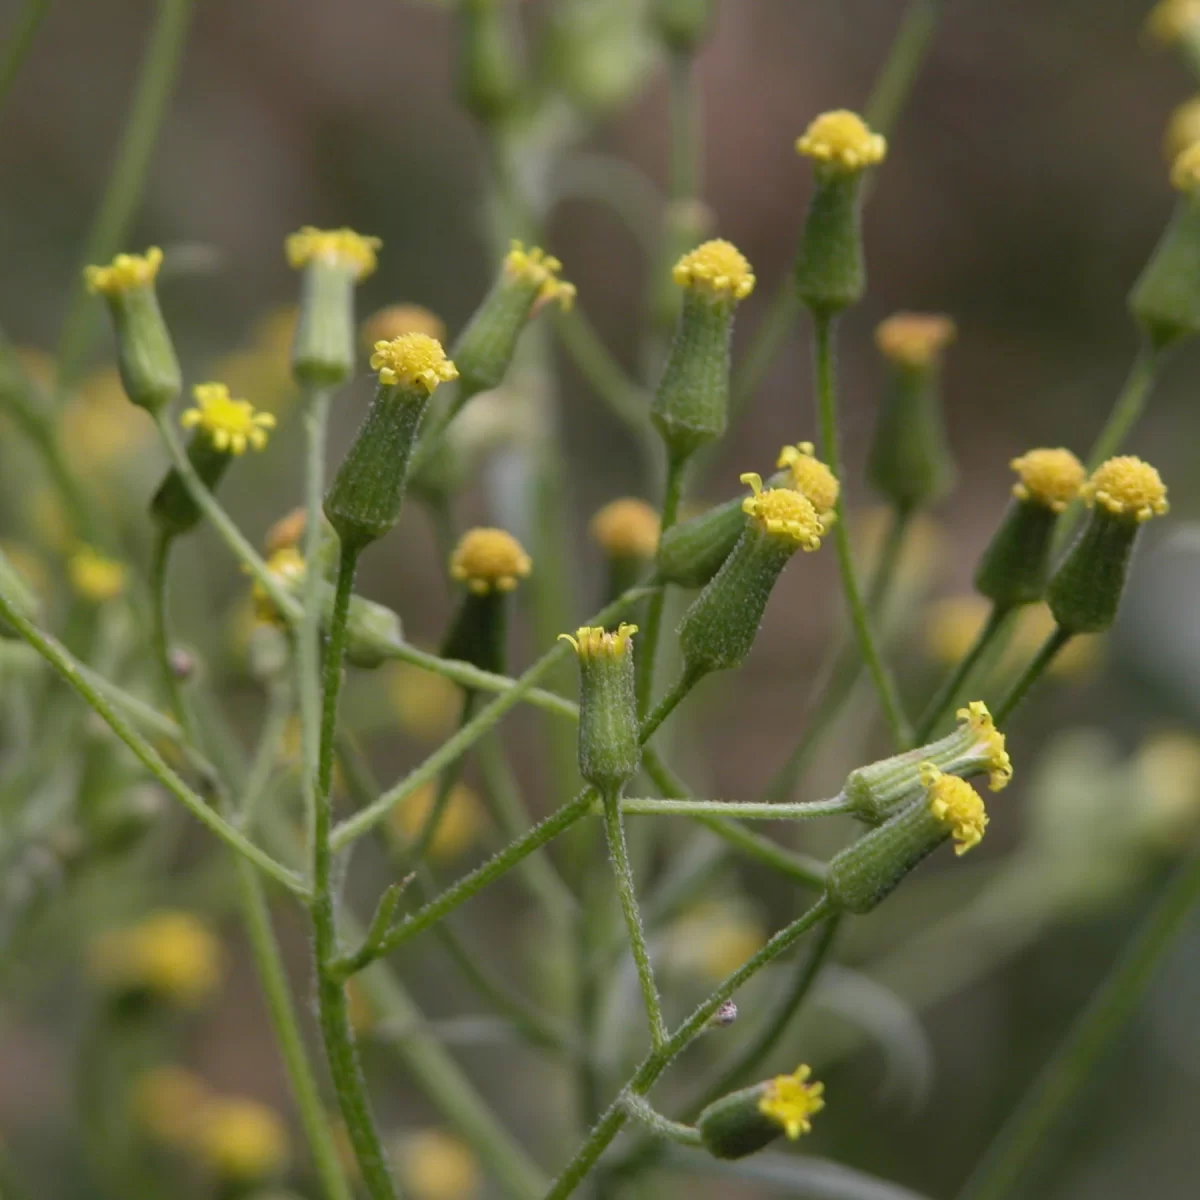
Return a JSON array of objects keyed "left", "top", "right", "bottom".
[
  {"left": 601, "top": 787, "right": 668, "bottom": 1049},
  {"left": 333, "top": 586, "right": 656, "bottom": 850},
  {"left": 864, "top": 0, "right": 946, "bottom": 137},
  {"left": 0, "top": 0, "right": 51, "bottom": 119},
  {"left": 0, "top": 583, "right": 307, "bottom": 896},
  {"left": 545, "top": 896, "right": 833, "bottom": 1198},
  {"left": 915, "top": 604, "right": 1011, "bottom": 743},
  {"left": 621, "top": 1095, "right": 702, "bottom": 1148},
  {"left": 239, "top": 679, "right": 292, "bottom": 829},
  {"left": 619, "top": 797, "right": 849, "bottom": 821},
  {"left": 55, "top": 0, "right": 195, "bottom": 389},
  {"left": 636, "top": 455, "right": 687, "bottom": 717},
  {"left": 310, "top": 543, "right": 396, "bottom": 1200},
  {"left": 148, "top": 530, "right": 198, "bottom": 744},
  {"left": 409, "top": 692, "right": 477, "bottom": 864},
  {"left": 958, "top": 856, "right": 1200, "bottom": 1200},
  {"left": 638, "top": 669, "right": 694, "bottom": 744},
  {"left": 993, "top": 626, "right": 1072, "bottom": 725},
  {"left": 812, "top": 314, "right": 911, "bottom": 747}
]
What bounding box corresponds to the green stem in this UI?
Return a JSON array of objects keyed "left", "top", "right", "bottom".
[
  {"left": 958, "top": 856, "right": 1200, "bottom": 1200},
  {"left": 0, "top": 582, "right": 306, "bottom": 895},
  {"left": 993, "top": 627, "right": 1072, "bottom": 725},
  {"left": 545, "top": 896, "right": 833, "bottom": 1198},
  {"left": 621, "top": 1094, "right": 702, "bottom": 1148},
  {"left": 636, "top": 455, "right": 687, "bottom": 716},
  {"left": 638, "top": 669, "right": 694, "bottom": 743},
  {"left": 619, "top": 797, "right": 848, "bottom": 821},
  {"left": 310, "top": 544, "right": 396, "bottom": 1200},
  {"left": 813, "top": 314, "right": 911, "bottom": 747},
  {"left": 148, "top": 530, "right": 197, "bottom": 743},
  {"left": 0, "top": 0, "right": 51, "bottom": 118},
  {"left": 864, "top": 0, "right": 946, "bottom": 137},
  {"left": 601, "top": 787, "right": 668, "bottom": 1049},
  {"left": 55, "top": 0, "right": 195, "bottom": 390},
  {"left": 239, "top": 679, "right": 292, "bottom": 829},
  {"left": 409, "top": 693, "right": 477, "bottom": 864},
  {"left": 915, "top": 604, "right": 1011, "bottom": 743}
]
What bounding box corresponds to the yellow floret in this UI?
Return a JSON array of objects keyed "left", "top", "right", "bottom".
[
  {"left": 1010, "top": 447, "right": 1086, "bottom": 513},
  {"left": 776, "top": 442, "right": 840, "bottom": 520},
  {"left": 875, "top": 312, "right": 956, "bottom": 369},
  {"left": 1083, "top": 456, "right": 1169, "bottom": 523},
  {"left": 559, "top": 623, "right": 639, "bottom": 659},
  {"left": 756, "top": 1065, "right": 825, "bottom": 1140},
  {"left": 84, "top": 247, "right": 163, "bottom": 296},
  {"left": 922, "top": 763, "right": 988, "bottom": 855},
  {"left": 956, "top": 700, "right": 1013, "bottom": 791},
  {"left": 393, "top": 1128, "right": 483, "bottom": 1200},
  {"left": 796, "top": 110, "right": 886, "bottom": 172},
  {"left": 589, "top": 498, "right": 661, "bottom": 560},
  {"left": 740, "top": 473, "right": 823, "bottom": 550},
  {"left": 361, "top": 304, "right": 447, "bottom": 348},
  {"left": 449, "top": 527, "right": 532, "bottom": 594},
  {"left": 69, "top": 547, "right": 127, "bottom": 602},
  {"left": 90, "top": 910, "right": 222, "bottom": 1007},
  {"left": 285, "top": 226, "right": 381, "bottom": 279},
  {"left": 391, "top": 781, "right": 487, "bottom": 863},
  {"left": 180, "top": 382, "right": 276, "bottom": 455},
  {"left": 1165, "top": 96, "right": 1200, "bottom": 162},
  {"left": 194, "top": 1098, "right": 289, "bottom": 1181},
  {"left": 672, "top": 238, "right": 755, "bottom": 301},
  {"left": 1146, "top": 0, "right": 1200, "bottom": 46},
  {"left": 370, "top": 333, "right": 459, "bottom": 394},
  {"left": 503, "top": 240, "right": 576, "bottom": 311},
  {"left": 1171, "top": 140, "right": 1200, "bottom": 192}
]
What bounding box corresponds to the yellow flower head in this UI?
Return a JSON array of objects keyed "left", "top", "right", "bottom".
[
  {"left": 90, "top": 910, "right": 223, "bottom": 1007},
  {"left": 1171, "top": 140, "right": 1200, "bottom": 192},
  {"left": 504, "top": 240, "right": 576, "bottom": 311},
  {"left": 1165, "top": 96, "right": 1200, "bottom": 163},
  {"left": 69, "top": 547, "right": 127, "bottom": 603},
  {"left": 776, "top": 442, "right": 840, "bottom": 520},
  {"left": 263, "top": 507, "right": 307, "bottom": 554},
  {"left": 1010, "top": 447, "right": 1086, "bottom": 513},
  {"left": 392, "top": 781, "right": 486, "bottom": 863},
  {"left": 194, "top": 1098, "right": 289, "bottom": 1181},
  {"left": 956, "top": 700, "right": 1013, "bottom": 791},
  {"left": 84, "top": 247, "right": 163, "bottom": 296},
  {"left": 740, "top": 473, "right": 823, "bottom": 550},
  {"left": 922, "top": 762, "right": 988, "bottom": 855},
  {"left": 875, "top": 312, "right": 957, "bottom": 369},
  {"left": 370, "top": 333, "right": 459, "bottom": 393},
  {"left": 1146, "top": 0, "right": 1200, "bottom": 46},
  {"left": 394, "top": 1128, "right": 483, "bottom": 1200},
  {"left": 559, "top": 623, "right": 639, "bottom": 659},
  {"left": 285, "top": 226, "right": 381, "bottom": 279},
  {"left": 449, "top": 527, "right": 532, "bottom": 594},
  {"left": 386, "top": 661, "right": 462, "bottom": 742},
  {"left": 589, "top": 498, "right": 661, "bottom": 560},
  {"left": 252, "top": 547, "right": 306, "bottom": 622},
  {"left": 672, "top": 239, "right": 756, "bottom": 301},
  {"left": 1082, "top": 456, "right": 1169, "bottom": 523},
  {"left": 796, "top": 110, "right": 887, "bottom": 173},
  {"left": 181, "top": 382, "right": 276, "bottom": 455},
  {"left": 757, "top": 1065, "right": 825, "bottom": 1140},
  {"left": 924, "top": 594, "right": 991, "bottom": 666},
  {"left": 361, "top": 303, "right": 447, "bottom": 349},
  {"left": 133, "top": 1066, "right": 212, "bottom": 1147}
]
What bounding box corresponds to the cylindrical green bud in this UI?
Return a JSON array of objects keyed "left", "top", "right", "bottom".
[
  {"left": 656, "top": 492, "right": 747, "bottom": 588},
  {"left": 454, "top": 242, "right": 575, "bottom": 399},
  {"left": 697, "top": 1065, "right": 824, "bottom": 1160},
  {"left": 830, "top": 767, "right": 988, "bottom": 913},
  {"left": 842, "top": 700, "right": 1011, "bottom": 824},
  {"left": 793, "top": 111, "right": 887, "bottom": 316},
  {"left": 868, "top": 314, "right": 957, "bottom": 508},
  {"left": 151, "top": 438, "right": 231, "bottom": 537},
  {"left": 561, "top": 624, "right": 641, "bottom": 794},
  {"left": 458, "top": 0, "right": 523, "bottom": 125},
  {"left": 678, "top": 475, "right": 822, "bottom": 680},
  {"left": 84, "top": 248, "right": 181, "bottom": 414},
  {"left": 285, "top": 227, "right": 381, "bottom": 386},
  {"left": 1048, "top": 456, "right": 1169, "bottom": 634},
  {"left": 974, "top": 448, "right": 1086, "bottom": 608},
  {"left": 651, "top": 0, "right": 716, "bottom": 54},
  {"left": 1129, "top": 151, "right": 1200, "bottom": 348},
  {"left": 324, "top": 335, "right": 458, "bottom": 550}
]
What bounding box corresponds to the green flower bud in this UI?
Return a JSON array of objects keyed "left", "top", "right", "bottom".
[
  {"left": 441, "top": 528, "right": 532, "bottom": 674},
  {"left": 651, "top": 0, "right": 716, "bottom": 53},
  {"left": 829, "top": 766, "right": 988, "bottom": 913},
  {"left": 652, "top": 240, "right": 755, "bottom": 463},
  {"left": 151, "top": 384, "right": 277, "bottom": 537},
  {"left": 453, "top": 242, "right": 575, "bottom": 400},
  {"left": 84, "top": 248, "right": 180, "bottom": 414},
  {"left": 324, "top": 335, "right": 458, "bottom": 550},
  {"left": 677, "top": 474, "right": 822, "bottom": 681},
  {"left": 868, "top": 314, "right": 957, "bottom": 508},
  {"left": 842, "top": 700, "right": 1011, "bottom": 824},
  {"left": 285, "top": 227, "right": 380, "bottom": 386},
  {"left": 697, "top": 1065, "right": 824, "bottom": 1160},
  {"left": 974, "top": 448, "right": 1086, "bottom": 608},
  {"left": 1049, "top": 456, "right": 1169, "bottom": 634},
  {"left": 561, "top": 624, "right": 640, "bottom": 794},
  {"left": 793, "top": 112, "right": 886, "bottom": 316}
]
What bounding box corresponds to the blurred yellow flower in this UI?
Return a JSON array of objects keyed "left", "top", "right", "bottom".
[
  {"left": 61, "top": 366, "right": 153, "bottom": 474},
  {"left": 923, "top": 594, "right": 991, "bottom": 666},
  {"left": 669, "top": 901, "right": 767, "bottom": 980},
  {"left": 194, "top": 1097, "right": 289, "bottom": 1181},
  {"left": 386, "top": 661, "right": 462, "bottom": 742},
  {"left": 132, "top": 1066, "right": 212, "bottom": 1147},
  {"left": 90, "top": 910, "right": 222, "bottom": 1007},
  {"left": 1132, "top": 732, "right": 1200, "bottom": 851},
  {"left": 391, "top": 781, "right": 487, "bottom": 863},
  {"left": 393, "top": 1129, "right": 482, "bottom": 1200},
  {"left": 69, "top": 547, "right": 128, "bottom": 603}
]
